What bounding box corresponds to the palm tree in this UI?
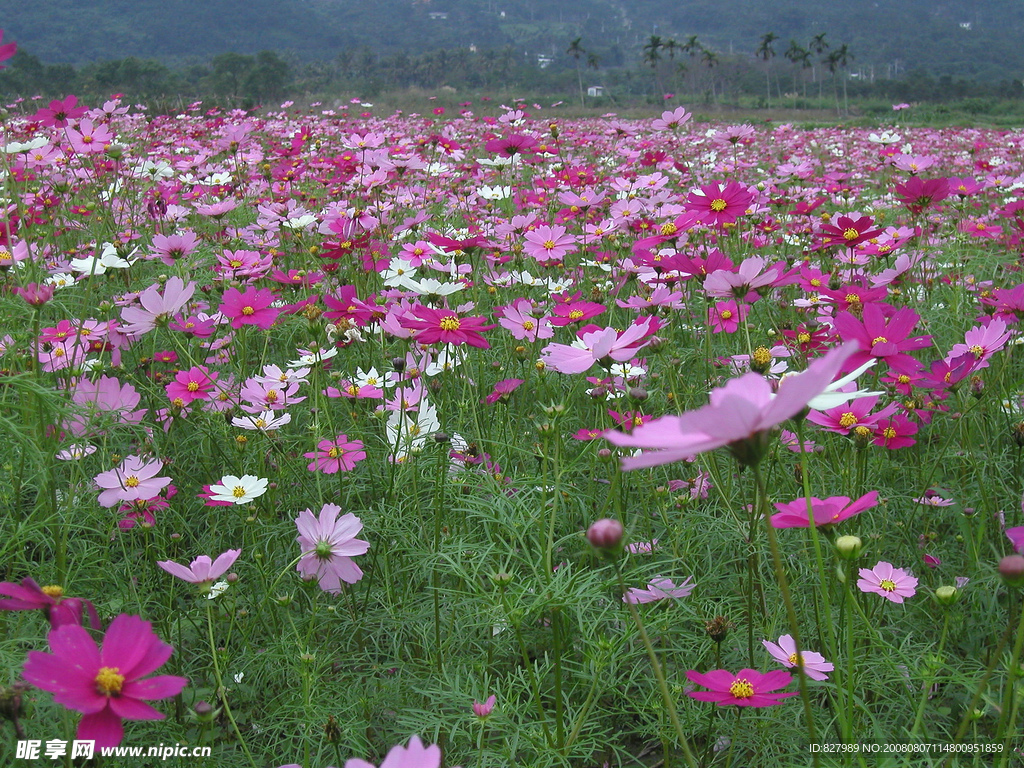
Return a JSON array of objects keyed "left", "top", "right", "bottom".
[
  {"left": 567, "top": 37, "right": 587, "bottom": 108},
  {"left": 642, "top": 35, "right": 664, "bottom": 97},
  {"left": 756, "top": 32, "right": 778, "bottom": 106},
  {"left": 784, "top": 40, "right": 809, "bottom": 101},
  {"left": 701, "top": 48, "right": 718, "bottom": 104},
  {"left": 825, "top": 44, "right": 852, "bottom": 115},
  {"left": 809, "top": 33, "right": 829, "bottom": 98}
]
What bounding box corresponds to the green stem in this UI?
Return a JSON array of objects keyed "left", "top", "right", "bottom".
[
  {"left": 613, "top": 562, "right": 699, "bottom": 768},
  {"left": 205, "top": 603, "right": 257, "bottom": 768}
]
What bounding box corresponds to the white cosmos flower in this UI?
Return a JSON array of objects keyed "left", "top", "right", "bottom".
[
  {"left": 207, "top": 581, "right": 230, "bottom": 599},
  {"left": 209, "top": 474, "right": 268, "bottom": 504},
  {"left": 231, "top": 410, "right": 292, "bottom": 431},
  {"left": 804, "top": 359, "right": 883, "bottom": 410},
  {"left": 478, "top": 185, "right": 512, "bottom": 200}
]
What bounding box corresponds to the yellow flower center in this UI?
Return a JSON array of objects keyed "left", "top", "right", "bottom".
[
  {"left": 229, "top": 260, "right": 242, "bottom": 268},
  {"left": 439, "top": 316, "right": 461, "bottom": 331},
  {"left": 660, "top": 222, "right": 678, "bottom": 236},
  {"left": 172, "top": 397, "right": 184, "bottom": 408},
  {"left": 41, "top": 585, "right": 64, "bottom": 598},
  {"left": 879, "top": 578, "right": 896, "bottom": 592},
  {"left": 265, "top": 390, "right": 279, "bottom": 402},
  {"left": 729, "top": 678, "right": 755, "bottom": 698},
  {"left": 752, "top": 347, "right": 772, "bottom": 366},
  {"left": 242, "top": 306, "right": 255, "bottom": 316},
  {"left": 522, "top": 320, "right": 535, "bottom": 331},
  {"left": 872, "top": 336, "right": 888, "bottom": 346},
  {"left": 797, "top": 332, "right": 811, "bottom": 343},
  {"left": 328, "top": 447, "right": 342, "bottom": 458},
  {"left": 854, "top": 426, "right": 871, "bottom": 438},
  {"left": 186, "top": 381, "right": 200, "bottom": 392},
  {"left": 882, "top": 427, "right": 897, "bottom": 439},
  {"left": 720, "top": 310, "right": 733, "bottom": 320},
  {"left": 232, "top": 486, "right": 247, "bottom": 498},
  {"left": 347, "top": 385, "right": 359, "bottom": 395},
  {"left": 969, "top": 344, "right": 984, "bottom": 357},
  {"left": 810, "top": 278, "right": 821, "bottom": 287},
  {"left": 254, "top": 419, "right": 267, "bottom": 428},
  {"left": 569, "top": 310, "right": 584, "bottom": 320},
  {"left": 839, "top": 412, "right": 857, "bottom": 428},
  {"left": 543, "top": 240, "right": 556, "bottom": 250},
  {"left": 95, "top": 667, "right": 125, "bottom": 695},
  {"left": 843, "top": 227, "right": 859, "bottom": 241},
  {"left": 898, "top": 374, "right": 911, "bottom": 384},
  {"left": 124, "top": 475, "right": 140, "bottom": 488},
  {"left": 788, "top": 652, "right": 803, "bottom": 667},
  {"left": 710, "top": 198, "right": 727, "bottom": 212},
  {"left": 845, "top": 294, "right": 861, "bottom": 304}
]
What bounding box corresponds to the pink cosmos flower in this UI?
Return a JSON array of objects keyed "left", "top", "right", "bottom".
[
  {"left": 623, "top": 576, "right": 694, "bottom": 604},
  {"left": 605, "top": 342, "right": 858, "bottom": 469},
  {"left": 399, "top": 305, "right": 495, "bottom": 348},
  {"left": 295, "top": 504, "right": 370, "bottom": 593},
  {"left": 150, "top": 231, "right": 199, "bottom": 266},
  {"left": 304, "top": 435, "right": 367, "bottom": 474},
  {"left": 523, "top": 224, "right": 577, "bottom": 264},
  {"left": 65, "top": 119, "right": 113, "bottom": 154},
  {"left": 685, "top": 668, "right": 797, "bottom": 707},
  {"left": 770, "top": 491, "right": 879, "bottom": 528},
  {"left": 472, "top": 695, "right": 496, "bottom": 718},
  {"left": 540, "top": 317, "right": 659, "bottom": 374},
  {"left": 948, "top": 317, "right": 1011, "bottom": 366},
  {"left": 833, "top": 303, "right": 931, "bottom": 373},
  {"left": 165, "top": 366, "right": 218, "bottom": 407},
  {"left": 157, "top": 549, "right": 241, "bottom": 585},
  {"left": 762, "top": 635, "right": 833, "bottom": 681},
  {"left": 219, "top": 287, "right": 280, "bottom": 330},
  {"left": 94, "top": 456, "right": 172, "bottom": 508},
  {"left": 857, "top": 561, "right": 918, "bottom": 603},
  {"left": 120, "top": 277, "right": 196, "bottom": 336},
  {"left": 708, "top": 299, "right": 749, "bottom": 334},
  {"left": 32, "top": 95, "right": 88, "bottom": 128},
  {"left": 485, "top": 378, "right": 524, "bottom": 404},
  {"left": 0, "top": 578, "right": 100, "bottom": 630},
  {"left": 817, "top": 212, "right": 884, "bottom": 249},
  {"left": 685, "top": 181, "right": 755, "bottom": 227},
  {"left": 22, "top": 614, "right": 188, "bottom": 748},
  {"left": 279, "top": 735, "right": 459, "bottom": 768}
]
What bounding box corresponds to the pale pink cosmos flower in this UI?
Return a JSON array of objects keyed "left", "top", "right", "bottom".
[
  {"left": 278, "top": 735, "right": 458, "bottom": 768},
  {"left": 472, "top": 695, "right": 496, "bottom": 718},
  {"left": 120, "top": 277, "right": 196, "bottom": 337},
  {"left": 605, "top": 342, "right": 858, "bottom": 470},
  {"left": 857, "top": 561, "right": 918, "bottom": 603},
  {"left": 762, "top": 634, "right": 833, "bottom": 681},
  {"left": 540, "top": 317, "right": 659, "bottom": 375},
  {"left": 295, "top": 504, "right": 370, "bottom": 593},
  {"left": 158, "top": 549, "right": 241, "bottom": 584},
  {"left": 94, "top": 456, "right": 171, "bottom": 508},
  {"left": 623, "top": 576, "right": 694, "bottom": 604}
]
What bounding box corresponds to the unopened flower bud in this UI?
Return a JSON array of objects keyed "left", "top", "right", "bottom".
[
  {"left": 628, "top": 387, "right": 648, "bottom": 401},
  {"left": 934, "top": 585, "right": 958, "bottom": 605},
  {"left": 999, "top": 555, "right": 1024, "bottom": 587},
  {"left": 704, "top": 615, "right": 734, "bottom": 644},
  {"left": 835, "top": 535, "right": 863, "bottom": 560},
  {"left": 586, "top": 518, "right": 624, "bottom": 551}
]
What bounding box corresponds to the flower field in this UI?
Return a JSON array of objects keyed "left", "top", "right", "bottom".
[{"left": 4, "top": 83, "right": 1024, "bottom": 767}]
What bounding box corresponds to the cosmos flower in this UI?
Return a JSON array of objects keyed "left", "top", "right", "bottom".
[
  {"left": 762, "top": 635, "right": 833, "bottom": 681},
  {"left": 94, "top": 456, "right": 171, "bottom": 508},
  {"left": 770, "top": 491, "right": 879, "bottom": 528},
  {"left": 304, "top": 435, "right": 367, "bottom": 474},
  {"left": 857, "top": 561, "right": 918, "bottom": 603},
  {"left": 22, "top": 614, "right": 188, "bottom": 748},
  {"left": 295, "top": 504, "right": 370, "bottom": 593},
  {"left": 623, "top": 577, "right": 695, "bottom": 604},
  {"left": 207, "top": 475, "right": 268, "bottom": 505},
  {"left": 685, "top": 668, "right": 797, "bottom": 707},
  {"left": 157, "top": 550, "right": 241, "bottom": 585}
]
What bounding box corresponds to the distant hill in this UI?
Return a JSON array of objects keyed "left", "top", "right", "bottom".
[{"left": 2, "top": 0, "right": 1022, "bottom": 82}]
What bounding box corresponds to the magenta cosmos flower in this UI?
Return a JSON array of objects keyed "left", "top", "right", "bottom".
[
  {"left": 219, "top": 287, "right": 280, "bottom": 330},
  {"left": 165, "top": 365, "right": 218, "bottom": 407},
  {"left": 296, "top": 504, "right": 370, "bottom": 594},
  {"left": 0, "top": 578, "right": 100, "bottom": 630},
  {"left": 0, "top": 29, "right": 16, "bottom": 68},
  {"left": 604, "top": 342, "right": 858, "bottom": 470},
  {"left": 94, "top": 456, "right": 172, "bottom": 508},
  {"left": 399, "top": 305, "right": 495, "bottom": 348},
  {"left": 22, "top": 614, "right": 188, "bottom": 748},
  {"left": 686, "top": 668, "right": 797, "bottom": 707},
  {"left": 304, "top": 434, "right": 367, "bottom": 474},
  {"left": 762, "top": 635, "right": 833, "bottom": 681},
  {"left": 770, "top": 490, "right": 879, "bottom": 528},
  {"left": 685, "top": 181, "right": 755, "bottom": 227},
  {"left": 157, "top": 549, "right": 241, "bottom": 585},
  {"left": 857, "top": 561, "right": 918, "bottom": 603}
]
